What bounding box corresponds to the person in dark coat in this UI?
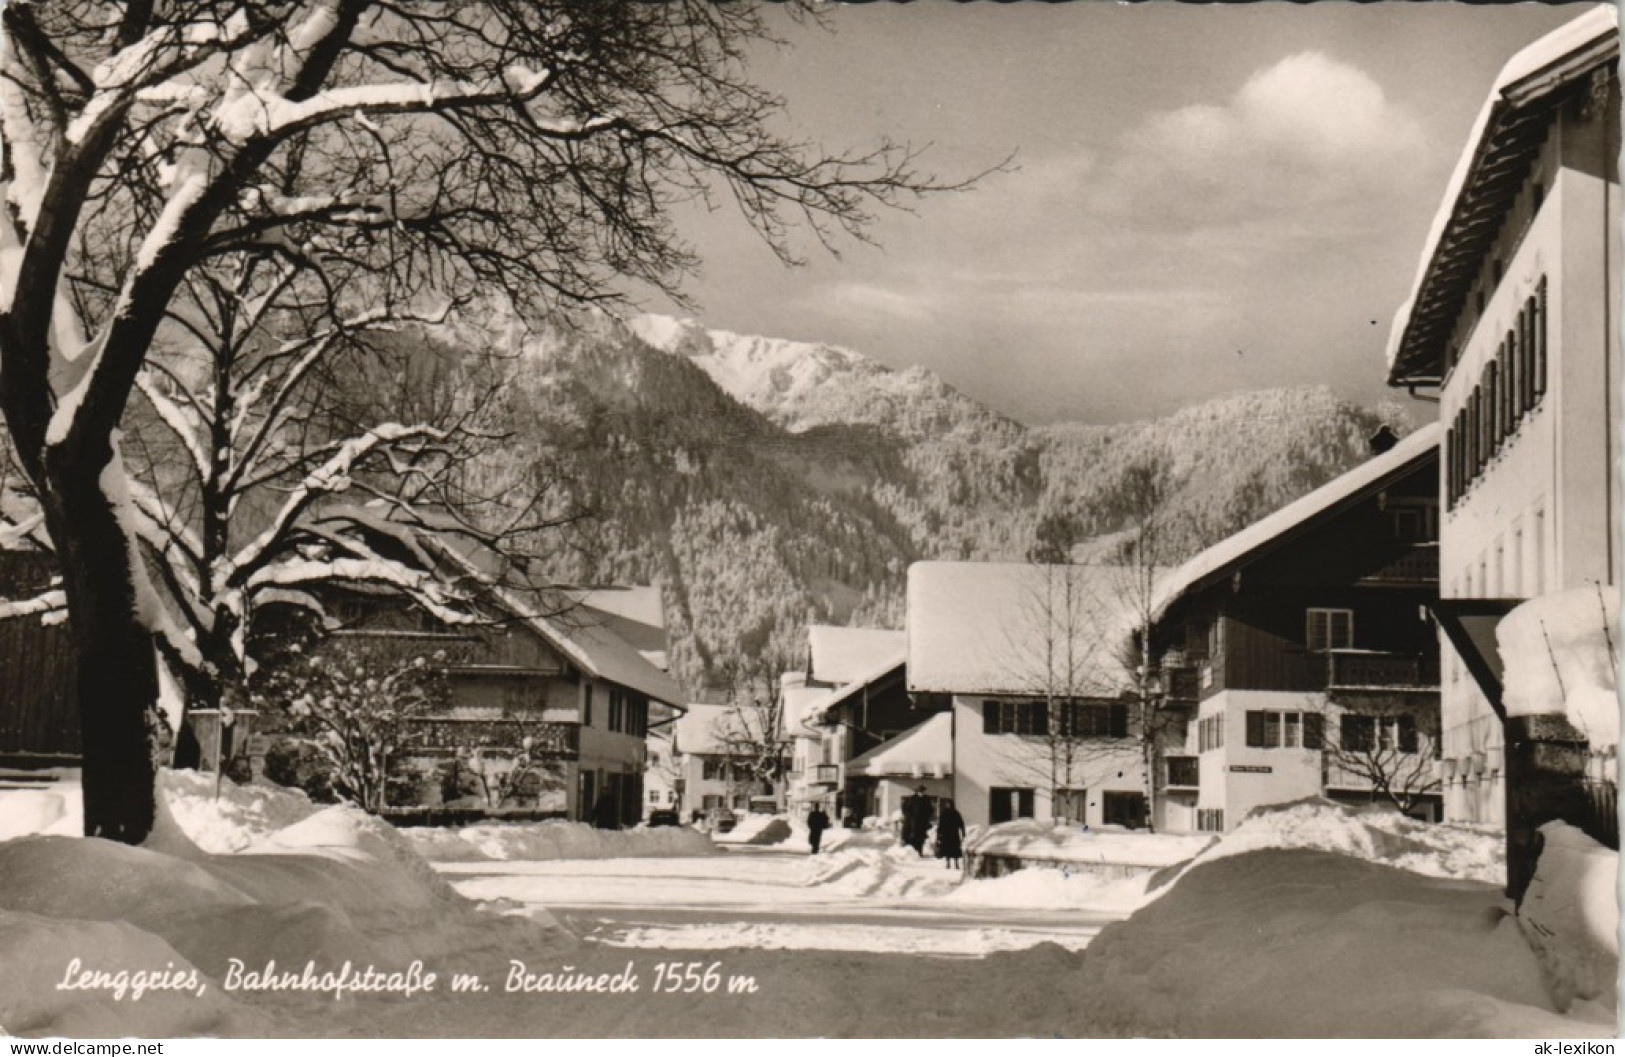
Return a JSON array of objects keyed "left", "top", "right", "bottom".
[
  {"left": 935, "top": 800, "right": 967, "bottom": 870},
  {"left": 901, "top": 786, "right": 933, "bottom": 857},
  {"left": 806, "top": 805, "right": 831, "bottom": 854}
]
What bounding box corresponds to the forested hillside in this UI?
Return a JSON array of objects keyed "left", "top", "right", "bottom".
[{"left": 488, "top": 314, "right": 1408, "bottom": 694}]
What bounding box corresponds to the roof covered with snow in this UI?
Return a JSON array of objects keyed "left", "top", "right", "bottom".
[
  {"left": 781, "top": 681, "right": 835, "bottom": 737},
  {"left": 1152, "top": 423, "right": 1441, "bottom": 622},
  {"left": 807, "top": 625, "right": 907, "bottom": 685},
  {"left": 570, "top": 585, "right": 668, "bottom": 672},
  {"left": 845, "top": 713, "right": 952, "bottom": 779},
  {"left": 906, "top": 562, "right": 1141, "bottom": 697},
  {"left": 803, "top": 651, "right": 908, "bottom": 726},
  {"left": 1386, "top": 6, "right": 1619, "bottom": 383},
  {"left": 429, "top": 538, "right": 682, "bottom": 706}
]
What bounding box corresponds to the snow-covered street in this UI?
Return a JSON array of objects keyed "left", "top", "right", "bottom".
[{"left": 439, "top": 843, "right": 1119, "bottom": 956}]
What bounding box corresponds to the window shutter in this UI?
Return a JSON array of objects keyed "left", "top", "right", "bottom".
[
  {"left": 1017, "top": 788, "right": 1035, "bottom": 818},
  {"left": 1333, "top": 611, "right": 1352, "bottom": 649},
  {"left": 1304, "top": 712, "right": 1323, "bottom": 750},
  {"left": 1534, "top": 277, "right": 1548, "bottom": 399},
  {"left": 1030, "top": 703, "right": 1049, "bottom": 737},
  {"left": 1398, "top": 715, "right": 1418, "bottom": 754},
  {"left": 1245, "top": 710, "right": 1265, "bottom": 748},
  {"left": 1111, "top": 703, "right": 1129, "bottom": 738},
  {"left": 983, "top": 701, "right": 999, "bottom": 735}
]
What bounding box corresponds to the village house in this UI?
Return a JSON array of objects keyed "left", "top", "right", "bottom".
[
  {"left": 906, "top": 561, "right": 1151, "bottom": 831},
  {"left": 310, "top": 578, "right": 683, "bottom": 826},
  {"left": 793, "top": 625, "right": 946, "bottom": 822},
  {"left": 1383, "top": 6, "right": 1619, "bottom": 829},
  {"left": 1146, "top": 427, "right": 1445, "bottom": 833},
  {"left": 672, "top": 699, "right": 752, "bottom": 821}
]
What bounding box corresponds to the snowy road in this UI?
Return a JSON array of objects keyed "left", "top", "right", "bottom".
[{"left": 433, "top": 844, "right": 1122, "bottom": 956}]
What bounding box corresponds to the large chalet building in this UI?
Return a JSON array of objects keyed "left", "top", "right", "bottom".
[
  {"left": 1147, "top": 427, "right": 1445, "bottom": 832},
  {"left": 1384, "top": 7, "right": 1620, "bottom": 826}
]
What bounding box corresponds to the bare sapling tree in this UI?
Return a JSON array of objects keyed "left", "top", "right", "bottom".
[
  {"left": 0, "top": 1, "right": 972, "bottom": 842},
  {"left": 1107, "top": 455, "right": 1186, "bottom": 833},
  {"left": 1323, "top": 694, "right": 1442, "bottom": 818},
  {"left": 1003, "top": 558, "right": 1137, "bottom": 822},
  {"left": 714, "top": 643, "right": 798, "bottom": 809}
]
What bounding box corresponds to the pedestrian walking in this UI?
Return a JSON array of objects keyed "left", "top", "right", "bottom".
[
  {"left": 935, "top": 800, "right": 967, "bottom": 870},
  {"left": 807, "top": 804, "right": 831, "bottom": 854},
  {"left": 901, "top": 785, "right": 933, "bottom": 857}
]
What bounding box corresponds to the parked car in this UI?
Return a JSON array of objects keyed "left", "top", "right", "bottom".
[{"left": 646, "top": 809, "right": 680, "bottom": 828}]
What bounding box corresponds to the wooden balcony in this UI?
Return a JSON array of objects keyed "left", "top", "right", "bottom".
[
  {"left": 1359, "top": 544, "right": 1439, "bottom": 585},
  {"left": 810, "top": 763, "right": 840, "bottom": 786},
  {"left": 1326, "top": 650, "right": 1440, "bottom": 691}
]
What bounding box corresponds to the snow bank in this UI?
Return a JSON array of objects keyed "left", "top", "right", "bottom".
[
  {"left": 942, "top": 867, "right": 1153, "bottom": 913},
  {"left": 0, "top": 769, "right": 326, "bottom": 851},
  {"left": 402, "top": 819, "right": 714, "bottom": 862},
  {"left": 1517, "top": 822, "right": 1618, "bottom": 1012},
  {"left": 803, "top": 844, "right": 956, "bottom": 899},
  {"left": 1077, "top": 848, "right": 1612, "bottom": 1037},
  {"left": 709, "top": 813, "right": 786, "bottom": 845},
  {"left": 969, "top": 818, "right": 1213, "bottom": 869},
  {"left": 0, "top": 772, "right": 570, "bottom": 1038},
  {"left": 1498, "top": 584, "right": 1620, "bottom": 745},
  {"left": 1165, "top": 797, "right": 1505, "bottom": 887}
]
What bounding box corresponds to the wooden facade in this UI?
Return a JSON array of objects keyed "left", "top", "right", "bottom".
[{"left": 0, "top": 550, "right": 77, "bottom": 763}]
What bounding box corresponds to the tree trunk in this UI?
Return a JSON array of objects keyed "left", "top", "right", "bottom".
[{"left": 45, "top": 451, "right": 159, "bottom": 845}]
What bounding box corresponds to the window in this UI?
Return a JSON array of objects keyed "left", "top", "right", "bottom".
[
  {"left": 1306, "top": 609, "right": 1353, "bottom": 652},
  {"left": 582, "top": 684, "right": 594, "bottom": 727},
  {"left": 648, "top": 789, "right": 660, "bottom": 804},
  {"left": 1102, "top": 792, "right": 1147, "bottom": 829},
  {"left": 1198, "top": 714, "right": 1225, "bottom": 753},
  {"left": 605, "top": 689, "right": 648, "bottom": 736},
  {"left": 1245, "top": 710, "right": 1323, "bottom": 750},
  {"left": 983, "top": 700, "right": 1048, "bottom": 736},
  {"left": 1197, "top": 808, "right": 1225, "bottom": 833},
  {"left": 1340, "top": 713, "right": 1418, "bottom": 754},
  {"left": 1058, "top": 702, "right": 1129, "bottom": 738},
  {"left": 989, "top": 787, "right": 1035, "bottom": 824},
  {"left": 702, "top": 758, "right": 731, "bottom": 782}
]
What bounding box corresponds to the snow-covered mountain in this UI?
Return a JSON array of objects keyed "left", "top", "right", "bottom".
[
  {"left": 480, "top": 313, "right": 1406, "bottom": 691},
  {"left": 628, "top": 314, "right": 1001, "bottom": 437}
]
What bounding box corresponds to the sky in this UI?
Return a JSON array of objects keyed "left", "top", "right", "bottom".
[{"left": 648, "top": 1, "right": 1599, "bottom": 427}]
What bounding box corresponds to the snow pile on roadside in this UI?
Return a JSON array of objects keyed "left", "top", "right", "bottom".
[
  {"left": 1170, "top": 798, "right": 1504, "bottom": 886},
  {"left": 710, "top": 813, "right": 789, "bottom": 845},
  {"left": 0, "top": 776, "right": 569, "bottom": 1038},
  {"left": 402, "top": 819, "right": 714, "bottom": 861},
  {"left": 968, "top": 818, "right": 1213, "bottom": 868},
  {"left": 803, "top": 845, "right": 955, "bottom": 899},
  {"left": 597, "top": 920, "right": 1094, "bottom": 956},
  {"left": 942, "top": 867, "right": 1153, "bottom": 912},
  {"left": 1517, "top": 822, "right": 1618, "bottom": 1011},
  {"left": 1077, "top": 848, "right": 1612, "bottom": 1037},
  {"left": 1498, "top": 584, "right": 1619, "bottom": 745}
]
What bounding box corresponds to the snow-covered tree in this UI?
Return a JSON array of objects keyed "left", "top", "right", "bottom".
[
  {"left": 249, "top": 639, "right": 447, "bottom": 813},
  {"left": 0, "top": 1, "right": 959, "bottom": 842}
]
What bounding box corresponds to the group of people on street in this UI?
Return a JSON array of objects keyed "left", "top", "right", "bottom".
[{"left": 805, "top": 785, "right": 966, "bottom": 869}]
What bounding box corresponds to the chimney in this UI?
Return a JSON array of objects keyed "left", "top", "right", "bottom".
[{"left": 1368, "top": 425, "right": 1400, "bottom": 456}]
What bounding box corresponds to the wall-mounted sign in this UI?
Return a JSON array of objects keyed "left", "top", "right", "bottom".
[{"left": 1228, "top": 764, "right": 1274, "bottom": 774}]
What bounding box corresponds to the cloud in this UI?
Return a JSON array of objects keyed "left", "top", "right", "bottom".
[
  {"left": 1094, "top": 51, "right": 1428, "bottom": 237},
  {"left": 813, "top": 280, "right": 937, "bottom": 322}
]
